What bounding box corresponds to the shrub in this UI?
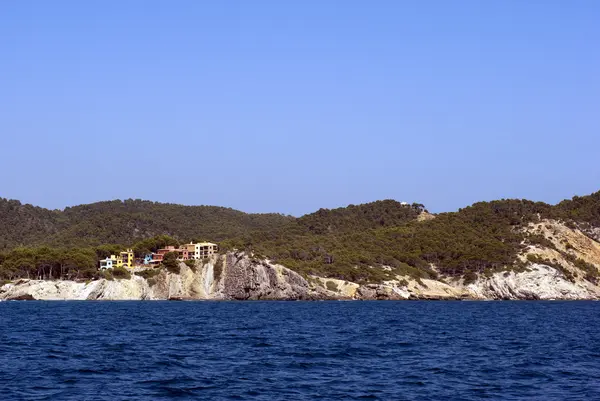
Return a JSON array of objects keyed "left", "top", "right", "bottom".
[
  {"left": 100, "top": 270, "right": 114, "bottom": 281},
  {"left": 584, "top": 273, "right": 597, "bottom": 283},
  {"left": 135, "top": 269, "right": 161, "bottom": 279},
  {"left": 147, "top": 278, "right": 157, "bottom": 287},
  {"left": 112, "top": 266, "right": 131, "bottom": 280},
  {"left": 184, "top": 259, "right": 196, "bottom": 271},
  {"left": 527, "top": 234, "right": 556, "bottom": 250},
  {"left": 306, "top": 276, "right": 319, "bottom": 287},
  {"left": 563, "top": 254, "right": 598, "bottom": 282},
  {"left": 166, "top": 263, "right": 180, "bottom": 275},
  {"left": 326, "top": 281, "right": 338, "bottom": 292},
  {"left": 462, "top": 271, "right": 478, "bottom": 285},
  {"left": 162, "top": 252, "right": 180, "bottom": 273},
  {"left": 527, "top": 254, "right": 576, "bottom": 282}
]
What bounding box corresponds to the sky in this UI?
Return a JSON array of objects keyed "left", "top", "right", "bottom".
[{"left": 1, "top": 1, "right": 599, "bottom": 216}]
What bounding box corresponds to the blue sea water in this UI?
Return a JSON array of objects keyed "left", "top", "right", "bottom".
[{"left": 0, "top": 301, "right": 599, "bottom": 400}]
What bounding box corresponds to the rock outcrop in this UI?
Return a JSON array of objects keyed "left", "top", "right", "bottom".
[
  {"left": 3, "top": 220, "right": 600, "bottom": 302},
  {"left": 0, "top": 254, "right": 332, "bottom": 301},
  {"left": 220, "top": 253, "right": 329, "bottom": 300},
  {"left": 466, "top": 264, "right": 598, "bottom": 300}
]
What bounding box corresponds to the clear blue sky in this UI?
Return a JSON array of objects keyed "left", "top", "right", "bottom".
[{"left": 1, "top": 1, "right": 599, "bottom": 216}]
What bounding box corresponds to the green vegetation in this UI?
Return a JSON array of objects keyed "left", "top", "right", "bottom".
[
  {"left": 0, "top": 198, "right": 293, "bottom": 250},
  {"left": 99, "top": 270, "right": 114, "bottom": 281},
  {"left": 553, "top": 192, "right": 600, "bottom": 227},
  {"left": 134, "top": 268, "right": 161, "bottom": 279},
  {"left": 0, "top": 247, "right": 97, "bottom": 280},
  {"left": 132, "top": 235, "right": 180, "bottom": 259},
  {"left": 112, "top": 266, "right": 131, "bottom": 280},
  {"left": 213, "top": 256, "right": 224, "bottom": 283},
  {"left": 162, "top": 252, "right": 180, "bottom": 274},
  {"left": 246, "top": 200, "right": 541, "bottom": 283},
  {"left": 0, "top": 236, "right": 181, "bottom": 281},
  {"left": 296, "top": 200, "right": 423, "bottom": 235},
  {"left": 526, "top": 254, "right": 575, "bottom": 282},
  {"left": 184, "top": 259, "right": 196, "bottom": 271},
  {"left": 326, "top": 281, "right": 339, "bottom": 292},
  {"left": 237, "top": 196, "right": 600, "bottom": 283},
  {"left": 462, "top": 271, "right": 478, "bottom": 285},
  {"left": 1, "top": 192, "right": 600, "bottom": 284},
  {"left": 563, "top": 254, "right": 598, "bottom": 283}
]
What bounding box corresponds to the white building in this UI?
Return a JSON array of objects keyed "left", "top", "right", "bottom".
[
  {"left": 99, "top": 255, "right": 117, "bottom": 270},
  {"left": 184, "top": 242, "right": 219, "bottom": 260}
]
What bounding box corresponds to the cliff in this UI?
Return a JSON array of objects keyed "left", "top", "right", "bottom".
[
  {"left": 0, "top": 254, "right": 333, "bottom": 301},
  {"left": 2, "top": 219, "right": 600, "bottom": 301}
]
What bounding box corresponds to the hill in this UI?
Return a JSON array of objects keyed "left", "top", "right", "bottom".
[
  {"left": 236, "top": 193, "right": 600, "bottom": 283},
  {"left": 297, "top": 200, "right": 424, "bottom": 234},
  {"left": 0, "top": 199, "right": 63, "bottom": 250},
  {"left": 2, "top": 191, "right": 600, "bottom": 285},
  {"left": 0, "top": 198, "right": 293, "bottom": 250}
]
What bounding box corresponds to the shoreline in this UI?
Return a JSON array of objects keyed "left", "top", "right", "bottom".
[{"left": 2, "top": 253, "right": 600, "bottom": 302}]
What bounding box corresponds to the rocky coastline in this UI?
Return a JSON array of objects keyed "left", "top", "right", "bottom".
[{"left": 2, "top": 243, "right": 600, "bottom": 302}]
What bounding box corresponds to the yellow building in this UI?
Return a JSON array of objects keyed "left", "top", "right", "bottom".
[
  {"left": 99, "top": 249, "right": 134, "bottom": 270},
  {"left": 116, "top": 249, "right": 134, "bottom": 268},
  {"left": 185, "top": 242, "right": 218, "bottom": 260}
]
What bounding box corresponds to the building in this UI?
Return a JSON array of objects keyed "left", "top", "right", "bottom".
[
  {"left": 99, "top": 255, "right": 117, "bottom": 270},
  {"left": 149, "top": 242, "right": 219, "bottom": 264},
  {"left": 98, "top": 249, "right": 134, "bottom": 270},
  {"left": 150, "top": 245, "right": 188, "bottom": 264},
  {"left": 118, "top": 249, "right": 134, "bottom": 268},
  {"left": 153, "top": 246, "right": 189, "bottom": 262},
  {"left": 184, "top": 242, "right": 218, "bottom": 260},
  {"left": 98, "top": 244, "right": 219, "bottom": 270}
]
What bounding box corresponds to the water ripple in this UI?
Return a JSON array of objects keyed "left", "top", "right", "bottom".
[{"left": 1, "top": 301, "right": 600, "bottom": 400}]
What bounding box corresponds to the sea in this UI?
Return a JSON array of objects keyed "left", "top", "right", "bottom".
[{"left": 0, "top": 301, "right": 599, "bottom": 400}]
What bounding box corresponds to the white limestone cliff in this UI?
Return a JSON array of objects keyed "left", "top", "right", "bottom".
[{"left": 2, "top": 220, "right": 600, "bottom": 301}]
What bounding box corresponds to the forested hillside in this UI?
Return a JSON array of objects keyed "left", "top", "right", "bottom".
[
  {"left": 296, "top": 200, "right": 424, "bottom": 234},
  {"left": 553, "top": 192, "right": 600, "bottom": 228},
  {"left": 232, "top": 199, "right": 547, "bottom": 282},
  {"left": 0, "top": 199, "right": 63, "bottom": 249},
  {"left": 0, "top": 198, "right": 293, "bottom": 250},
  {"left": 223, "top": 193, "right": 600, "bottom": 283},
  {"left": 1, "top": 191, "right": 600, "bottom": 284}
]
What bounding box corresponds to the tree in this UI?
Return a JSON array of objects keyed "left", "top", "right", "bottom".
[
  {"left": 112, "top": 266, "right": 131, "bottom": 279},
  {"left": 162, "top": 252, "right": 180, "bottom": 274},
  {"left": 411, "top": 203, "right": 425, "bottom": 213},
  {"left": 61, "top": 249, "right": 96, "bottom": 280},
  {"left": 132, "top": 235, "right": 179, "bottom": 257}
]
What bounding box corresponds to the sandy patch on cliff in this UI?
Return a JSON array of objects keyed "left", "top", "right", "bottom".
[
  {"left": 525, "top": 220, "right": 600, "bottom": 268},
  {"left": 311, "top": 277, "right": 359, "bottom": 297},
  {"left": 417, "top": 212, "right": 436, "bottom": 222}
]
